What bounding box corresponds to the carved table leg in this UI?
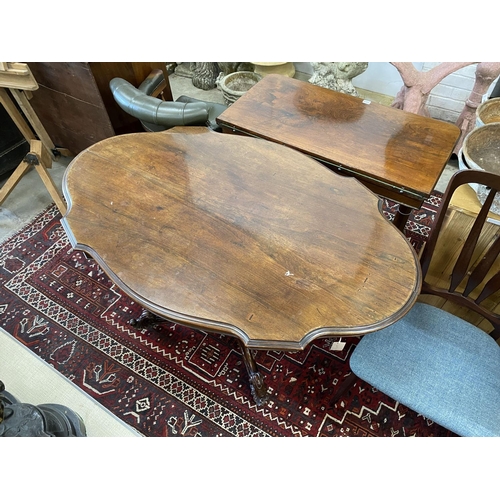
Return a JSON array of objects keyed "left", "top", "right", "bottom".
[
  {"left": 238, "top": 342, "right": 269, "bottom": 406},
  {"left": 129, "top": 310, "right": 269, "bottom": 406},
  {"left": 129, "top": 309, "right": 168, "bottom": 328}
]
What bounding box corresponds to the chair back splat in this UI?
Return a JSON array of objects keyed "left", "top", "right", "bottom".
[{"left": 420, "top": 169, "right": 500, "bottom": 340}]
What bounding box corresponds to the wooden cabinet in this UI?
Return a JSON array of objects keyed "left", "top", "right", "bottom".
[{"left": 26, "top": 62, "right": 173, "bottom": 155}]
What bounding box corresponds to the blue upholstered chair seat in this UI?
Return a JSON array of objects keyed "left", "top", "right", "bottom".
[{"left": 350, "top": 302, "right": 500, "bottom": 437}]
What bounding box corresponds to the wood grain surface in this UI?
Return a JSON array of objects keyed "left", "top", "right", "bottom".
[
  {"left": 216, "top": 74, "right": 460, "bottom": 207},
  {"left": 62, "top": 127, "right": 421, "bottom": 349}
]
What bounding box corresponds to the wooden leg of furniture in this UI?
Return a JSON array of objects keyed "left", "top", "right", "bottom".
[
  {"left": 392, "top": 203, "right": 413, "bottom": 232},
  {"left": 330, "top": 371, "right": 358, "bottom": 406},
  {"left": 0, "top": 140, "right": 67, "bottom": 214},
  {"left": 30, "top": 140, "right": 66, "bottom": 213},
  {"left": 129, "top": 308, "right": 269, "bottom": 406},
  {"left": 0, "top": 87, "right": 37, "bottom": 144},
  {"left": 0, "top": 160, "right": 31, "bottom": 204},
  {"left": 9, "top": 88, "right": 56, "bottom": 159},
  {"left": 53, "top": 148, "right": 74, "bottom": 158},
  {"left": 238, "top": 342, "right": 269, "bottom": 406}
]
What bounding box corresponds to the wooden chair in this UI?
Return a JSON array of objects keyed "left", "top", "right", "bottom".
[{"left": 334, "top": 169, "right": 500, "bottom": 437}]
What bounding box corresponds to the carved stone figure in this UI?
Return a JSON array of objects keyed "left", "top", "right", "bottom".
[
  {"left": 191, "top": 63, "right": 220, "bottom": 90},
  {"left": 309, "top": 62, "right": 368, "bottom": 96},
  {"left": 217, "top": 62, "right": 254, "bottom": 76}
]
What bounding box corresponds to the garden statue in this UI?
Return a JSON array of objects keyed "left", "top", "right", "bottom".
[{"left": 309, "top": 62, "right": 368, "bottom": 96}]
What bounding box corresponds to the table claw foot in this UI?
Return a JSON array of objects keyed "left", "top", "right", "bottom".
[
  {"left": 249, "top": 372, "right": 269, "bottom": 406},
  {"left": 130, "top": 309, "right": 167, "bottom": 328},
  {"left": 240, "top": 343, "right": 269, "bottom": 406}
]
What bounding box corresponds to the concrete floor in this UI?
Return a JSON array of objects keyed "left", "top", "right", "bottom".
[{"left": 0, "top": 69, "right": 458, "bottom": 437}]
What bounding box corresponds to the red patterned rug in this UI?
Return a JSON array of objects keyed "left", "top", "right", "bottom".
[
  {"left": 0, "top": 194, "right": 455, "bottom": 437},
  {"left": 380, "top": 192, "right": 443, "bottom": 254}
]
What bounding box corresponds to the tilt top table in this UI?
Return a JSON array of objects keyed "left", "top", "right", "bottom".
[
  {"left": 216, "top": 74, "right": 460, "bottom": 230},
  {"left": 61, "top": 127, "right": 421, "bottom": 405}
]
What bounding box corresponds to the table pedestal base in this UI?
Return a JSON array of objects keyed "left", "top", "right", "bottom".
[
  {"left": 392, "top": 203, "right": 413, "bottom": 232},
  {"left": 129, "top": 310, "right": 269, "bottom": 406}
]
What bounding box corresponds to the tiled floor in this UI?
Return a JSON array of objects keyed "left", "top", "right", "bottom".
[{"left": 0, "top": 69, "right": 458, "bottom": 436}]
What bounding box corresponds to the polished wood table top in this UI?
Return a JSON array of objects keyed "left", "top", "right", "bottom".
[
  {"left": 62, "top": 126, "right": 421, "bottom": 352},
  {"left": 216, "top": 74, "right": 460, "bottom": 210}
]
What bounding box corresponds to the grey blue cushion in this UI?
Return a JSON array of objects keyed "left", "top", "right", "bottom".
[{"left": 350, "top": 302, "right": 500, "bottom": 437}]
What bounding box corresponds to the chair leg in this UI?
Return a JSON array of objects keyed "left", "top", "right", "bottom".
[{"left": 330, "top": 371, "right": 358, "bottom": 406}]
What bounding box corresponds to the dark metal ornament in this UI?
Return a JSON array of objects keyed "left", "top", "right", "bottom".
[{"left": 0, "top": 380, "right": 86, "bottom": 437}]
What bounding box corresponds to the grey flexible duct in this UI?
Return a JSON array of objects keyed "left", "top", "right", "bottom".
[{"left": 110, "top": 77, "right": 218, "bottom": 129}]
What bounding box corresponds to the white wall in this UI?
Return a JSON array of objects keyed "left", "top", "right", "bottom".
[
  {"left": 352, "top": 62, "right": 424, "bottom": 97},
  {"left": 423, "top": 63, "right": 477, "bottom": 123}
]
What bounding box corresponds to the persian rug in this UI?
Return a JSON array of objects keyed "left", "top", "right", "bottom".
[
  {"left": 0, "top": 195, "right": 455, "bottom": 437},
  {"left": 380, "top": 191, "right": 443, "bottom": 254}
]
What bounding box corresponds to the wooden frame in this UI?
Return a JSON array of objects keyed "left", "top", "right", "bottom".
[
  {"left": 0, "top": 63, "right": 67, "bottom": 212},
  {"left": 0, "top": 139, "right": 66, "bottom": 213}
]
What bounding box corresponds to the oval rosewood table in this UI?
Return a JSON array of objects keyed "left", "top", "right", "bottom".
[{"left": 61, "top": 126, "right": 422, "bottom": 405}]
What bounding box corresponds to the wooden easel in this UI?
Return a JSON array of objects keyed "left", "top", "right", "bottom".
[{"left": 0, "top": 62, "right": 67, "bottom": 213}]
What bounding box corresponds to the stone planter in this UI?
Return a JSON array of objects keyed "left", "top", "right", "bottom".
[
  {"left": 463, "top": 122, "right": 500, "bottom": 173},
  {"left": 217, "top": 71, "right": 262, "bottom": 105},
  {"left": 476, "top": 97, "right": 500, "bottom": 127},
  {"left": 462, "top": 122, "right": 500, "bottom": 214},
  {"left": 252, "top": 62, "right": 295, "bottom": 78}
]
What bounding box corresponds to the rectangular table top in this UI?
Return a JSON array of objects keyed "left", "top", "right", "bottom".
[{"left": 216, "top": 74, "right": 460, "bottom": 207}]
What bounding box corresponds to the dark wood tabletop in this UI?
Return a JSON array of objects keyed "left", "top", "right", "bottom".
[
  {"left": 61, "top": 126, "right": 422, "bottom": 403},
  {"left": 62, "top": 126, "right": 421, "bottom": 351},
  {"left": 216, "top": 74, "right": 460, "bottom": 210}
]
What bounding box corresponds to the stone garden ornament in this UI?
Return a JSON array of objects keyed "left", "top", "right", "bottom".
[{"left": 309, "top": 62, "right": 368, "bottom": 96}]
